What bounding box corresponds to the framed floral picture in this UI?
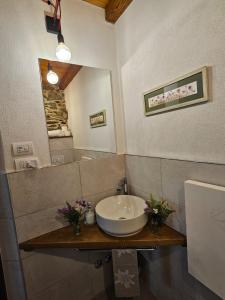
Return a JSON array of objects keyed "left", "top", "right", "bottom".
[
  {"left": 143, "top": 66, "right": 209, "bottom": 116},
  {"left": 89, "top": 110, "right": 106, "bottom": 128}
]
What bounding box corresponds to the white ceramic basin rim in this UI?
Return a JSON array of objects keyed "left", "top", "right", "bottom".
[{"left": 95, "top": 195, "right": 148, "bottom": 237}]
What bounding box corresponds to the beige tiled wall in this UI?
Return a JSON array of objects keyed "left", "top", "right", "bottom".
[
  {"left": 4, "top": 153, "right": 223, "bottom": 300},
  {"left": 7, "top": 162, "right": 82, "bottom": 243},
  {"left": 4, "top": 155, "right": 125, "bottom": 300},
  {"left": 126, "top": 154, "right": 224, "bottom": 300}
]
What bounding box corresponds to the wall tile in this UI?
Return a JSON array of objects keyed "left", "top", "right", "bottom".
[
  {"left": 28, "top": 275, "right": 92, "bottom": 300},
  {"left": 0, "top": 174, "right": 13, "bottom": 219},
  {"left": 161, "top": 159, "right": 225, "bottom": 234},
  {"left": 85, "top": 189, "right": 117, "bottom": 206},
  {"left": 128, "top": 185, "right": 151, "bottom": 201},
  {"left": 20, "top": 249, "right": 35, "bottom": 260},
  {"left": 22, "top": 249, "right": 91, "bottom": 299},
  {"left": 8, "top": 162, "right": 82, "bottom": 218},
  {"left": 50, "top": 149, "right": 74, "bottom": 165},
  {"left": 88, "top": 251, "right": 114, "bottom": 298},
  {"left": 15, "top": 205, "right": 68, "bottom": 243},
  {"left": 49, "top": 137, "right": 73, "bottom": 151},
  {"left": 0, "top": 218, "right": 19, "bottom": 261},
  {"left": 125, "top": 155, "right": 162, "bottom": 199},
  {"left": 74, "top": 149, "right": 116, "bottom": 161},
  {"left": 2, "top": 260, "right": 26, "bottom": 300},
  {"left": 80, "top": 155, "right": 125, "bottom": 196}
]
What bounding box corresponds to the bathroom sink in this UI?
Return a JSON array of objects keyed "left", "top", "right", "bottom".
[{"left": 95, "top": 195, "right": 148, "bottom": 237}]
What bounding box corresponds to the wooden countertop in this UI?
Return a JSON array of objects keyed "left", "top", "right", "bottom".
[{"left": 19, "top": 224, "right": 186, "bottom": 251}]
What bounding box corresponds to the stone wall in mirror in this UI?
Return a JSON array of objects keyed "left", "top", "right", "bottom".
[{"left": 39, "top": 59, "right": 116, "bottom": 165}]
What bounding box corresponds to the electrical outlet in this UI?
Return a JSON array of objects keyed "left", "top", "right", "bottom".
[
  {"left": 51, "top": 155, "right": 65, "bottom": 165},
  {"left": 12, "top": 142, "right": 34, "bottom": 156},
  {"left": 15, "top": 157, "right": 39, "bottom": 171}
]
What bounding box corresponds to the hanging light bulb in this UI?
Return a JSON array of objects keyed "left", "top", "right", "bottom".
[
  {"left": 47, "top": 63, "right": 59, "bottom": 85},
  {"left": 56, "top": 32, "right": 72, "bottom": 62}
]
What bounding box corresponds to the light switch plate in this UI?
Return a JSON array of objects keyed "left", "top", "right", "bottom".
[
  {"left": 12, "top": 142, "right": 34, "bottom": 156},
  {"left": 51, "top": 155, "right": 65, "bottom": 165},
  {"left": 15, "top": 157, "right": 39, "bottom": 171}
]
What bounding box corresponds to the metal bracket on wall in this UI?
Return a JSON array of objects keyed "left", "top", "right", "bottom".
[{"left": 45, "top": 15, "right": 60, "bottom": 34}]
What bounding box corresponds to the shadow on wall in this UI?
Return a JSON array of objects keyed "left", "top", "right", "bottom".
[{"left": 0, "top": 132, "right": 5, "bottom": 172}]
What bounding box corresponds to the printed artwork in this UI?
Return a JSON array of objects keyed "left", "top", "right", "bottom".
[
  {"left": 89, "top": 110, "right": 106, "bottom": 128},
  {"left": 148, "top": 81, "right": 197, "bottom": 109},
  {"left": 144, "top": 67, "right": 208, "bottom": 116}
]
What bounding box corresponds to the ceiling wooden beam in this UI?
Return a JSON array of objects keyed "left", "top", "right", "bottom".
[
  {"left": 82, "top": 0, "right": 109, "bottom": 8},
  {"left": 59, "top": 65, "right": 82, "bottom": 90},
  {"left": 105, "top": 0, "right": 133, "bottom": 23}
]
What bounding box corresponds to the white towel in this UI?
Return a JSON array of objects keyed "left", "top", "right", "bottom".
[{"left": 112, "top": 249, "right": 140, "bottom": 298}]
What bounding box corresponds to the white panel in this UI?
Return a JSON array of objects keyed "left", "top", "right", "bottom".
[{"left": 185, "top": 180, "right": 225, "bottom": 299}]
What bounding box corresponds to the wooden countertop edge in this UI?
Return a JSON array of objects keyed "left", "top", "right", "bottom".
[{"left": 19, "top": 224, "right": 186, "bottom": 252}]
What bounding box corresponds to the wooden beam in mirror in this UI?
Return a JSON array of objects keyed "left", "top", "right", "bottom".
[
  {"left": 59, "top": 65, "right": 82, "bottom": 90},
  {"left": 83, "top": 0, "right": 109, "bottom": 8},
  {"left": 39, "top": 59, "right": 82, "bottom": 90}
]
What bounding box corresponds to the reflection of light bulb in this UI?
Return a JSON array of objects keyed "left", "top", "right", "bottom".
[
  {"left": 47, "top": 64, "right": 58, "bottom": 84},
  {"left": 56, "top": 33, "right": 71, "bottom": 62}
]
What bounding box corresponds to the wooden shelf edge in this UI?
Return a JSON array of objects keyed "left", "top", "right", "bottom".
[{"left": 19, "top": 224, "right": 186, "bottom": 252}]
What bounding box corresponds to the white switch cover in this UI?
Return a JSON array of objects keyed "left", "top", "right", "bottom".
[
  {"left": 12, "top": 142, "right": 34, "bottom": 156},
  {"left": 15, "top": 157, "right": 39, "bottom": 171},
  {"left": 51, "top": 155, "right": 65, "bottom": 165}
]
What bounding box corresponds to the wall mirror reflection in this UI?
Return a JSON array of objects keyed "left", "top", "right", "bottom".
[{"left": 39, "top": 59, "right": 116, "bottom": 165}]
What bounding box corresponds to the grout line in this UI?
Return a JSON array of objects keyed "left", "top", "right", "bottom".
[
  {"left": 125, "top": 153, "right": 225, "bottom": 166},
  {"left": 159, "top": 158, "right": 164, "bottom": 198},
  {"left": 82, "top": 187, "right": 118, "bottom": 199},
  {"left": 77, "top": 162, "right": 84, "bottom": 199},
  {"left": 14, "top": 204, "right": 69, "bottom": 219}
]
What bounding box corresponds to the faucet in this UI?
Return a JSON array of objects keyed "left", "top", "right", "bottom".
[{"left": 117, "top": 177, "right": 128, "bottom": 195}]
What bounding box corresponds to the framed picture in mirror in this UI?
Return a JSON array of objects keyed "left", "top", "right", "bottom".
[{"left": 90, "top": 110, "right": 106, "bottom": 128}]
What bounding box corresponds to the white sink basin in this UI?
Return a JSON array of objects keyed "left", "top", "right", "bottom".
[{"left": 95, "top": 195, "right": 148, "bottom": 237}]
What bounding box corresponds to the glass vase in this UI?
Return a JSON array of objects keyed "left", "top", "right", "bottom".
[
  {"left": 71, "top": 222, "right": 81, "bottom": 236},
  {"left": 150, "top": 215, "right": 162, "bottom": 233}
]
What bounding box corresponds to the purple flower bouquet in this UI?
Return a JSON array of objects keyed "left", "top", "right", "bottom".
[{"left": 58, "top": 200, "right": 88, "bottom": 235}]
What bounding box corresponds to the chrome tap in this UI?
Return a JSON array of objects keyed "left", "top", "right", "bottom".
[{"left": 117, "top": 177, "right": 128, "bottom": 195}]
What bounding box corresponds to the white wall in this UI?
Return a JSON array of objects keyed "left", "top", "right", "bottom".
[
  {"left": 65, "top": 67, "right": 116, "bottom": 152},
  {"left": 0, "top": 0, "right": 125, "bottom": 172},
  {"left": 115, "top": 0, "right": 225, "bottom": 164}
]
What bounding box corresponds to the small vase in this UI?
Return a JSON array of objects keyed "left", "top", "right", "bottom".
[
  {"left": 150, "top": 215, "right": 162, "bottom": 233},
  {"left": 72, "top": 222, "right": 81, "bottom": 236}
]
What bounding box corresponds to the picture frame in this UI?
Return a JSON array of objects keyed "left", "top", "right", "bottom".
[
  {"left": 89, "top": 110, "right": 107, "bottom": 128},
  {"left": 143, "top": 66, "right": 209, "bottom": 116}
]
